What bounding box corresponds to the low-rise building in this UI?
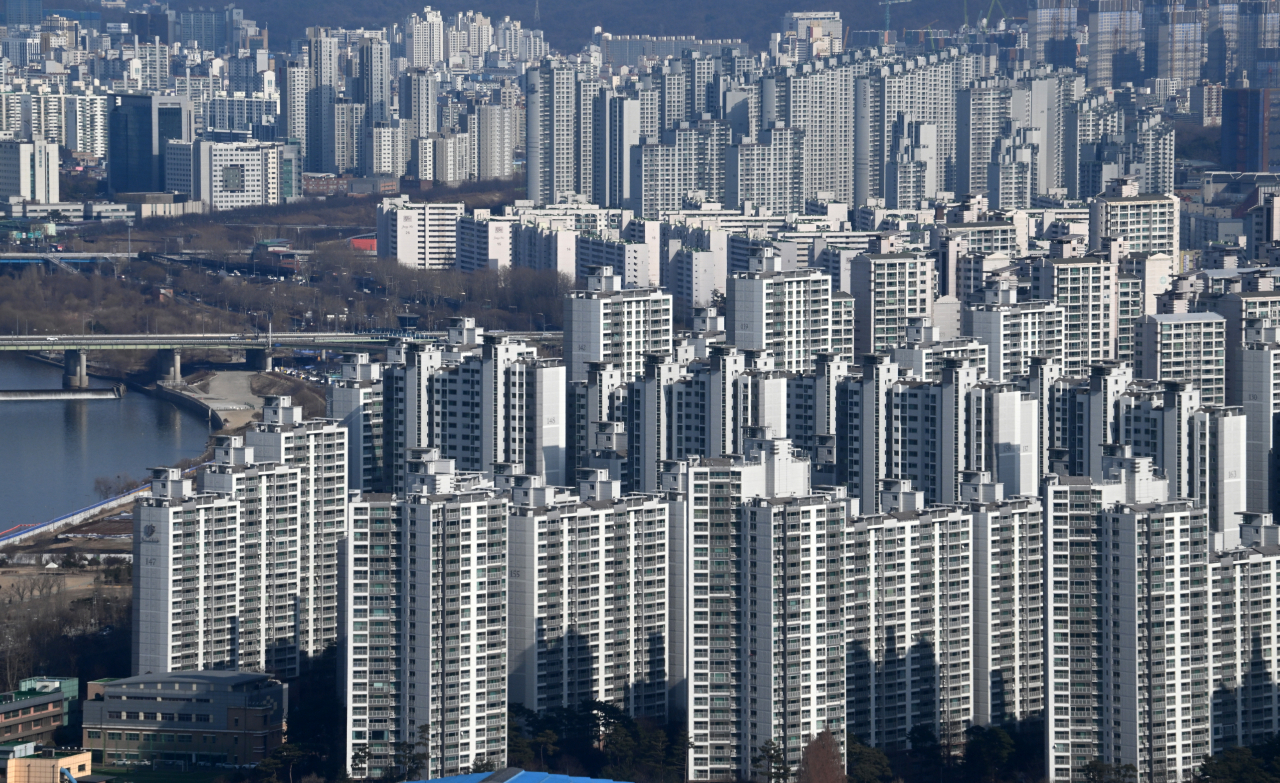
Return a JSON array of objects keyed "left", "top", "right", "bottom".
[
  {"left": 81, "top": 671, "right": 286, "bottom": 766},
  {"left": 0, "top": 746, "right": 92, "bottom": 783},
  {"left": 0, "top": 688, "right": 64, "bottom": 746}
]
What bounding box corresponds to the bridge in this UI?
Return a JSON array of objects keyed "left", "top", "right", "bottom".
[{"left": 0, "top": 333, "right": 390, "bottom": 388}]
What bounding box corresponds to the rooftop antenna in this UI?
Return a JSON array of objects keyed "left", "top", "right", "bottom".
[{"left": 533, "top": 0, "right": 540, "bottom": 23}]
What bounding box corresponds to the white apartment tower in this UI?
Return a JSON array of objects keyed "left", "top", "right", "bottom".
[
  {"left": 133, "top": 397, "right": 347, "bottom": 680},
  {"left": 508, "top": 471, "right": 677, "bottom": 719},
  {"left": 564, "top": 266, "right": 674, "bottom": 383},
  {"left": 845, "top": 252, "right": 937, "bottom": 356},
  {"left": 338, "top": 485, "right": 511, "bottom": 781},
  {"left": 1088, "top": 177, "right": 1180, "bottom": 253},
  {"left": 726, "top": 264, "right": 833, "bottom": 373},
  {"left": 1029, "top": 255, "right": 1120, "bottom": 374},
  {"left": 326, "top": 353, "right": 386, "bottom": 492},
  {"left": 376, "top": 196, "right": 466, "bottom": 270}
]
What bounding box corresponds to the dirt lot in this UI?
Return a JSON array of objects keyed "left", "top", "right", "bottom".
[
  {"left": 0, "top": 563, "right": 128, "bottom": 597},
  {"left": 2, "top": 511, "right": 135, "bottom": 559}
]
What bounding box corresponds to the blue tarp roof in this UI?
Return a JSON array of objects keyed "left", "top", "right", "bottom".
[{"left": 411, "top": 769, "right": 634, "bottom": 783}]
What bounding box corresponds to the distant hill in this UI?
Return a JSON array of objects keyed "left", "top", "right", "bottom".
[{"left": 235, "top": 0, "right": 976, "bottom": 54}]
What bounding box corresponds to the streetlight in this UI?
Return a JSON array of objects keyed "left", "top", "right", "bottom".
[{"left": 125, "top": 219, "right": 134, "bottom": 258}]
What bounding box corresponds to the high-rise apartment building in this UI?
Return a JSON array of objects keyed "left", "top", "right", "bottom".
[
  {"left": 508, "top": 471, "right": 676, "bottom": 718},
  {"left": 338, "top": 484, "right": 512, "bottom": 780},
  {"left": 1135, "top": 313, "right": 1227, "bottom": 405},
  {"left": 843, "top": 252, "right": 936, "bottom": 356},
  {"left": 133, "top": 397, "right": 347, "bottom": 679},
  {"left": 564, "top": 267, "right": 673, "bottom": 383},
  {"left": 376, "top": 196, "right": 466, "bottom": 270},
  {"left": 327, "top": 353, "right": 387, "bottom": 492},
  {"left": 1029, "top": 255, "right": 1120, "bottom": 373},
  {"left": 726, "top": 264, "right": 832, "bottom": 373}
]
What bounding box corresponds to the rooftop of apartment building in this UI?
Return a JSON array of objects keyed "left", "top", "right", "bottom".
[{"left": 1145, "top": 311, "right": 1226, "bottom": 323}]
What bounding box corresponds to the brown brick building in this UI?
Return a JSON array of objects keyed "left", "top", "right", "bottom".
[{"left": 0, "top": 690, "right": 63, "bottom": 746}]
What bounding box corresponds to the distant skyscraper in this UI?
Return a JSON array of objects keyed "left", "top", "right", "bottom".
[
  {"left": 5, "top": 0, "right": 40, "bottom": 26},
  {"left": 404, "top": 7, "right": 444, "bottom": 67},
  {"left": 1027, "top": 0, "right": 1079, "bottom": 67},
  {"left": 1087, "top": 0, "right": 1144, "bottom": 87},
  {"left": 1221, "top": 88, "right": 1280, "bottom": 172},
  {"left": 307, "top": 32, "right": 339, "bottom": 173},
  {"left": 358, "top": 36, "right": 390, "bottom": 124},
  {"left": 525, "top": 61, "right": 583, "bottom": 206},
  {"left": 107, "top": 93, "right": 194, "bottom": 194},
  {"left": 1144, "top": 4, "right": 1204, "bottom": 82}
]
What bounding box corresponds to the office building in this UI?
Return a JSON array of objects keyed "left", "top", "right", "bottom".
[
  {"left": 81, "top": 671, "right": 286, "bottom": 766},
  {"left": 0, "top": 133, "right": 57, "bottom": 203},
  {"left": 164, "top": 140, "right": 301, "bottom": 211},
  {"left": 107, "top": 93, "right": 194, "bottom": 194},
  {"left": 0, "top": 687, "right": 64, "bottom": 745},
  {"left": 1222, "top": 88, "right": 1280, "bottom": 173}
]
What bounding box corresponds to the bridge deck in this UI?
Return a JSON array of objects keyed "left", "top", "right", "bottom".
[{"left": 0, "top": 333, "right": 390, "bottom": 350}]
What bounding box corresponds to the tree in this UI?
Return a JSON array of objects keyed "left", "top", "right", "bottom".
[
  {"left": 1083, "top": 760, "right": 1137, "bottom": 783},
  {"left": 470, "top": 757, "right": 501, "bottom": 773},
  {"left": 799, "top": 730, "right": 847, "bottom": 783},
  {"left": 348, "top": 745, "right": 372, "bottom": 780},
  {"left": 388, "top": 740, "right": 427, "bottom": 781},
  {"left": 533, "top": 730, "right": 560, "bottom": 770},
  {"left": 1195, "top": 746, "right": 1278, "bottom": 783},
  {"left": 846, "top": 740, "right": 893, "bottom": 783},
  {"left": 962, "top": 725, "right": 1014, "bottom": 783},
  {"left": 507, "top": 717, "right": 536, "bottom": 769},
  {"left": 754, "top": 739, "right": 792, "bottom": 783}
]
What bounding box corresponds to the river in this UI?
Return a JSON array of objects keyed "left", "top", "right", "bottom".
[{"left": 0, "top": 353, "right": 211, "bottom": 529}]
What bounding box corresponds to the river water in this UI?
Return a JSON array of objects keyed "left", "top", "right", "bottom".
[{"left": 0, "top": 353, "right": 211, "bottom": 530}]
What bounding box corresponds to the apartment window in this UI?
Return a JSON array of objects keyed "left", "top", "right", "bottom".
[
  {"left": 87, "top": 731, "right": 101, "bottom": 739},
  {"left": 177, "top": 735, "right": 193, "bottom": 743},
  {"left": 107, "top": 712, "right": 121, "bottom": 720},
  {"left": 125, "top": 733, "right": 140, "bottom": 741},
  {"left": 107, "top": 732, "right": 122, "bottom": 741}
]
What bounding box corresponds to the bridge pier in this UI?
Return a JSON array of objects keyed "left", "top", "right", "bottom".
[
  {"left": 62, "top": 349, "right": 88, "bottom": 389},
  {"left": 246, "top": 348, "right": 272, "bottom": 372},
  {"left": 159, "top": 349, "right": 182, "bottom": 384}
]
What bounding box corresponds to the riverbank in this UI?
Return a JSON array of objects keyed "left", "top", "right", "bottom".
[{"left": 24, "top": 352, "right": 253, "bottom": 431}]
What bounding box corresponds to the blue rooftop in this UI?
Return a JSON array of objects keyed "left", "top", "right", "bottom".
[{"left": 413, "top": 769, "right": 635, "bottom": 783}]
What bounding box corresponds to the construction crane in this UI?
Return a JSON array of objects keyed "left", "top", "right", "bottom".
[{"left": 880, "top": 0, "right": 913, "bottom": 33}]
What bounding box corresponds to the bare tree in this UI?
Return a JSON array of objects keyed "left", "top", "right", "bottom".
[{"left": 799, "top": 731, "right": 847, "bottom": 783}]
